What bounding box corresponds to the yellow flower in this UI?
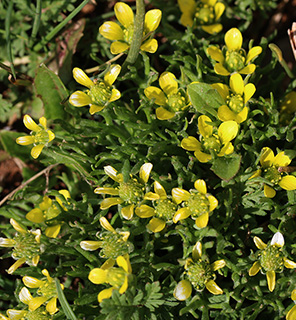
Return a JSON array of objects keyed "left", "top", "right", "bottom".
[
  {"left": 213, "top": 73, "right": 256, "bottom": 123},
  {"left": 99, "top": 2, "right": 161, "bottom": 54},
  {"left": 135, "top": 181, "right": 178, "bottom": 233},
  {"left": 286, "top": 289, "right": 296, "bottom": 320},
  {"left": 16, "top": 115, "right": 55, "bottom": 159},
  {"left": 178, "top": 0, "right": 225, "bottom": 34},
  {"left": 94, "top": 163, "right": 153, "bottom": 220},
  {"left": 21, "top": 270, "right": 63, "bottom": 315},
  {"left": 26, "top": 190, "right": 70, "bottom": 238},
  {"left": 89, "top": 255, "right": 132, "bottom": 303},
  {"left": 3, "top": 306, "right": 52, "bottom": 320},
  {"left": 249, "top": 147, "right": 296, "bottom": 198},
  {"left": 69, "top": 65, "right": 121, "bottom": 115},
  {"left": 280, "top": 91, "right": 296, "bottom": 125},
  {"left": 174, "top": 241, "right": 225, "bottom": 300},
  {"left": 181, "top": 115, "right": 238, "bottom": 163},
  {"left": 80, "top": 216, "right": 133, "bottom": 261},
  {"left": 207, "top": 28, "right": 262, "bottom": 75},
  {"left": 0, "top": 219, "right": 41, "bottom": 274},
  {"left": 172, "top": 179, "right": 218, "bottom": 228},
  {"left": 249, "top": 232, "right": 296, "bottom": 292},
  {"left": 144, "top": 72, "right": 190, "bottom": 120}
]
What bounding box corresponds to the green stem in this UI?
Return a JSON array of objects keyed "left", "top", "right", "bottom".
[
  {"left": 33, "top": 0, "right": 90, "bottom": 51},
  {"left": 55, "top": 278, "right": 77, "bottom": 320},
  {"left": 5, "top": 0, "right": 16, "bottom": 80},
  {"left": 122, "top": 0, "right": 145, "bottom": 68},
  {"left": 30, "top": 0, "right": 42, "bottom": 44}
]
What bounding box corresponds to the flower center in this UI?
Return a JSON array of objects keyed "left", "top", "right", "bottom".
[
  {"left": 107, "top": 268, "right": 127, "bottom": 288},
  {"left": 89, "top": 83, "right": 112, "bottom": 106},
  {"left": 12, "top": 232, "right": 41, "bottom": 262},
  {"left": 263, "top": 166, "right": 282, "bottom": 184},
  {"left": 155, "top": 199, "right": 177, "bottom": 221},
  {"left": 224, "top": 50, "right": 246, "bottom": 73},
  {"left": 25, "top": 307, "right": 51, "bottom": 320},
  {"left": 185, "top": 259, "right": 212, "bottom": 290},
  {"left": 227, "top": 94, "right": 244, "bottom": 113},
  {"left": 195, "top": 4, "right": 215, "bottom": 25},
  {"left": 186, "top": 193, "right": 209, "bottom": 218},
  {"left": 118, "top": 179, "right": 144, "bottom": 204},
  {"left": 99, "top": 232, "right": 133, "bottom": 259},
  {"left": 37, "top": 281, "right": 57, "bottom": 299},
  {"left": 34, "top": 129, "right": 51, "bottom": 145},
  {"left": 123, "top": 25, "right": 134, "bottom": 44},
  {"left": 202, "top": 135, "right": 221, "bottom": 153},
  {"left": 259, "top": 245, "right": 284, "bottom": 272},
  {"left": 166, "top": 92, "right": 187, "bottom": 113}
]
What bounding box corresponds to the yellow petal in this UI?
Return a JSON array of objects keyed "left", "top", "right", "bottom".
[
  {"left": 159, "top": 72, "right": 178, "bottom": 96},
  {"left": 236, "top": 107, "right": 248, "bottom": 123},
  {"left": 10, "top": 218, "right": 27, "bottom": 233},
  {"left": 8, "top": 258, "right": 26, "bottom": 274},
  {"left": 173, "top": 280, "right": 192, "bottom": 301},
  {"left": 139, "top": 162, "right": 153, "bottom": 183},
  {"left": 202, "top": 24, "right": 223, "bottom": 35},
  {"left": 28, "top": 296, "right": 48, "bottom": 311},
  {"left": 16, "top": 136, "right": 35, "bottom": 145},
  {"left": 45, "top": 225, "right": 61, "bottom": 239},
  {"left": 94, "top": 187, "right": 119, "bottom": 195},
  {"left": 194, "top": 150, "right": 212, "bottom": 162},
  {"left": 144, "top": 86, "right": 166, "bottom": 105},
  {"left": 114, "top": 2, "right": 134, "bottom": 28},
  {"left": 147, "top": 217, "right": 166, "bottom": 233},
  {"left": 140, "top": 39, "right": 158, "bottom": 53},
  {"left": 195, "top": 212, "right": 209, "bottom": 228},
  {"left": 31, "top": 144, "right": 44, "bottom": 159},
  {"left": 218, "top": 121, "right": 238, "bottom": 144},
  {"left": 22, "top": 276, "right": 44, "bottom": 288},
  {"left": 46, "top": 297, "right": 58, "bottom": 315},
  {"left": 264, "top": 184, "right": 276, "bottom": 198},
  {"left": 248, "top": 261, "right": 261, "bottom": 276},
  {"left": 212, "top": 83, "right": 229, "bottom": 101},
  {"left": 155, "top": 107, "right": 175, "bottom": 120},
  {"left": 218, "top": 105, "right": 236, "bottom": 122},
  {"left": 214, "top": 63, "right": 231, "bottom": 76},
  {"left": 23, "top": 115, "right": 41, "bottom": 132},
  {"left": 291, "top": 289, "right": 296, "bottom": 301},
  {"left": 135, "top": 205, "right": 155, "bottom": 218},
  {"left": 31, "top": 255, "right": 40, "bottom": 266},
  {"left": 154, "top": 181, "right": 167, "bottom": 199},
  {"left": 178, "top": 0, "right": 196, "bottom": 14},
  {"left": 100, "top": 197, "right": 124, "bottom": 210},
  {"left": 208, "top": 195, "right": 218, "bottom": 211},
  {"left": 284, "top": 258, "right": 296, "bottom": 269},
  {"left": 119, "top": 276, "right": 128, "bottom": 294},
  {"left": 246, "top": 46, "right": 262, "bottom": 64},
  {"left": 100, "top": 217, "right": 115, "bottom": 232},
  {"left": 99, "top": 21, "right": 124, "bottom": 41},
  {"left": 270, "top": 232, "right": 284, "bottom": 247},
  {"left": 104, "top": 165, "right": 120, "bottom": 182},
  {"left": 230, "top": 73, "right": 244, "bottom": 95},
  {"left": 69, "top": 91, "right": 92, "bottom": 107},
  {"left": 89, "top": 268, "right": 107, "bottom": 284},
  {"left": 253, "top": 236, "right": 267, "bottom": 249},
  {"left": 205, "top": 279, "right": 223, "bottom": 295},
  {"left": 144, "top": 191, "right": 160, "bottom": 201},
  {"left": 109, "top": 88, "right": 121, "bottom": 102},
  {"left": 6, "top": 309, "right": 27, "bottom": 319},
  {"left": 194, "top": 179, "right": 207, "bottom": 194},
  {"left": 260, "top": 147, "right": 274, "bottom": 168},
  {"left": 121, "top": 204, "right": 134, "bottom": 220},
  {"left": 47, "top": 130, "right": 55, "bottom": 142},
  {"left": 89, "top": 104, "right": 105, "bottom": 114},
  {"left": 173, "top": 207, "right": 191, "bottom": 223},
  {"left": 104, "top": 64, "right": 121, "bottom": 86},
  {"left": 26, "top": 208, "right": 44, "bottom": 223},
  {"left": 214, "top": 2, "right": 225, "bottom": 20},
  {"left": 244, "top": 83, "right": 256, "bottom": 103},
  {"left": 198, "top": 115, "right": 213, "bottom": 137},
  {"left": 101, "top": 258, "right": 115, "bottom": 270},
  {"left": 273, "top": 151, "right": 291, "bottom": 167},
  {"left": 286, "top": 304, "right": 296, "bottom": 320},
  {"left": 110, "top": 41, "right": 129, "bottom": 54},
  {"left": 98, "top": 288, "right": 114, "bottom": 302},
  {"left": 73, "top": 68, "right": 93, "bottom": 88},
  {"left": 207, "top": 46, "right": 224, "bottom": 63},
  {"left": 116, "top": 255, "right": 129, "bottom": 272},
  {"left": 19, "top": 287, "right": 33, "bottom": 305},
  {"left": 0, "top": 238, "right": 16, "bottom": 247},
  {"left": 225, "top": 28, "right": 242, "bottom": 51},
  {"left": 239, "top": 64, "right": 256, "bottom": 74},
  {"left": 172, "top": 188, "right": 191, "bottom": 204},
  {"left": 266, "top": 270, "right": 276, "bottom": 292},
  {"left": 80, "top": 240, "right": 101, "bottom": 251},
  {"left": 144, "top": 9, "right": 162, "bottom": 33},
  {"left": 39, "top": 117, "right": 47, "bottom": 129},
  {"left": 211, "top": 259, "right": 226, "bottom": 271},
  {"left": 192, "top": 241, "right": 202, "bottom": 260},
  {"left": 181, "top": 136, "right": 201, "bottom": 151}
]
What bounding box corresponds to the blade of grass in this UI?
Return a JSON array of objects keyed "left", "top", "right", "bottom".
[
  {"left": 5, "top": 0, "right": 16, "bottom": 80},
  {"left": 30, "top": 0, "right": 42, "bottom": 45},
  {"left": 33, "top": 0, "right": 90, "bottom": 52},
  {"left": 55, "top": 278, "right": 77, "bottom": 320}
]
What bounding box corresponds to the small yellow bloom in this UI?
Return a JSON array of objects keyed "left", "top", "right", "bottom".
[
  {"left": 0, "top": 219, "right": 41, "bottom": 274},
  {"left": 94, "top": 163, "right": 153, "bottom": 220},
  {"left": 172, "top": 179, "right": 218, "bottom": 228},
  {"left": 135, "top": 181, "right": 178, "bottom": 232},
  {"left": 21, "top": 269, "right": 63, "bottom": 315},
  {"left": 99, "top": 2, "right": 161, "bottom": 54},
  {"left": 178, "top": 0, "right": 225, "bottom": 34},
  {"left": 144, "top": 72, "right": 190, "bottom": 120},
  {"left": 174, "top": 241, "right": 225, "bottom": 300},
  {"left": 69, "top": 65, "right": 121, "bottom": 114},
  {"left": 249, "top": 147, "right": 296, "bottom": 198},
  {"left": 16, "top": 115, "right": 55, "bottom": 159},
  {"left": 207, "top": 28, "right": 262, "bottom": 75},
  {"left": 181, "top": 115, "right": 238, "bottom": 163},
  {"left": 213, "top": 73, "right": 256, "bottom": 123},
  {"left": 286, "top": 289, "right": 296, "bottom": 320},
  {"left": 26, "top": 190, "right": 70, "bottom": 238},
  {"left": 4, "top": 306, "right": 52, "bottom": 320},
  {"left": 89, "top": 255, "right": 132, "bottom": 303},
  {"left": 249, "top": 232, "right": 296, "bottom": 292}
]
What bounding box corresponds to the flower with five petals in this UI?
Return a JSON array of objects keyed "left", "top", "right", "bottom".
[
  {"left": 172, "top": 179, "right": 218, "bottom": 228},
  {"left": 181, "top": 115, "right": 238, "bottom": 163},
  {"left": 16, "top": 115, "right": 55, "bottom": 159},
  {"left": 99, "top": 2, "right": 161, "bottom": 54},
  {"left": 144, "top": 72, "right": 190, "bottom": 120},
  {"left": 249, "top": 147, "right": 296, "bottom": 198},
  {"left": 207, "top": 28, "right": 262, "bottom": 75},
  {"left": 174, "top": 241, "right": 226, "bottom": 300},
  {"left": 69, "top": 65, "right": 121, "bottom": 115},
  {"left": 213, "top": 73, "right": 256, "bottom": 123},
  {"left": 249, "top": 232, "right": 296, "bottom": 292},
  {"left": 178, "top": 0, "right": 225, "bottom": 34}
]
